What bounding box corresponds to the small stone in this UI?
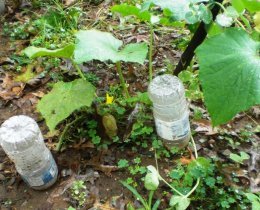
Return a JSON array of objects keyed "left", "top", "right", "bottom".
[
  {"left": 199, "top": 138, "right": 207, "bottom": 143},
  {"left": 223, "top": 149, "right": 231, "bottom": 156}
]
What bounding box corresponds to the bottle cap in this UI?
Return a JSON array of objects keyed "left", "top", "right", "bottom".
[
  {"left": 148, "top": 74, "right": 185, "bottom": 105},
  {"left": 0, "top": 115, "right": 41, "bottom": 152}
]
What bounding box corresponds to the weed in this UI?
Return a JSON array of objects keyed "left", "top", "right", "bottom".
[
  {"left": 70, "top": 180, "right": 87, "bottom": 207},
  {"left": 86, "top": 120, "right": 101, "bottom": 145},
  {"left": 229, "top": 152, "right": 250, "bottom": 164},
  {"left": 117, "top": 159, "right": 129, "bottom": 168},
  {"left": 84, "top": 72, "right": 100, "bottom": 85},
  {"left": 3, "top": 22, "right": 30, "bottom": 40},
  {"left": 179, "top": 69, "right": 203, "bottom": 101}
]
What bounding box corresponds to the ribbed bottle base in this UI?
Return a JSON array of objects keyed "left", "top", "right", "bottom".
[{"left": 161, "top": 134, "right": 190, "bottom": 149}]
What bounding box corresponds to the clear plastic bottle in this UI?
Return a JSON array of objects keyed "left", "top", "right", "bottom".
[
  {"left": 0, "top": 115, "right": 58, "bottom": 190},
  {"left": 148, "top": 74, "right": 191, "bottom": 148}
]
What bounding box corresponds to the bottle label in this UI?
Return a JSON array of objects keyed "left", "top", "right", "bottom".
[
  {"left": 22, "top": 158, "right": 57, "bottom": 187},
  {"left": 154, "top": 113, "right": 190, "bottom": 141}
]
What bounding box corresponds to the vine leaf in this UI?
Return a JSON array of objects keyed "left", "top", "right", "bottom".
[
  {"left": 23, "top": 44, "right": 75, "bottom": 59},
  {"left": 148, "top": 0, "right": 211, "bottom": 24},
  {"left": 232, "top": 0, "right": 260, "bottom": 13},
  {"left": 196, "top": 28, "right": 260, "bottom": 126},
  {"left": 37, "top": 79, "right": 95, "bottom": 131},
  {"left": 74, "top": 30, "right": 148, "bottom": 64},
  {"left": 111, "top": 4, "right": 151, "bottom": 22}
]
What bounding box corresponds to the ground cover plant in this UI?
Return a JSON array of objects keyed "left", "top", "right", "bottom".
[{"left": 0, "top": 0, "right": 259, "bottom": 210}]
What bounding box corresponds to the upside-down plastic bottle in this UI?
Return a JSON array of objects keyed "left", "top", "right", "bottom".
[
  {"left": 0, "top": 115, "right": 58, "bottom": 190},
  {"left": 148, "top": 74, "right": 191, "bottom": 148}
]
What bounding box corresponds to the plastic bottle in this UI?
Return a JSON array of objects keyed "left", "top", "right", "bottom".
[
  {"left": 148, "top": 74, "right": 191, "bottom": 148},
  {"left": 0, "top": 115, "right": 58, "bottom": 190}
]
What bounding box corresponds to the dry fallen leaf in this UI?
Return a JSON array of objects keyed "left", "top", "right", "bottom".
[
  {"left": 0, "top": 73, "right": 25, "bottom": 100},
  {"left": 179, "top": 147, "right": 195, "bottom": 165},
  {"left": 193, "top": 119, "right": 218, "bottom": 135},
  {"left": 70, "top": 139, "right": 95, "bottom": 149},
  {"left": 31, "top": 91, "right": 45, "bottom": 98}
]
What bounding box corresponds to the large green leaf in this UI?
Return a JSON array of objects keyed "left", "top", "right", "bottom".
[
  {"left": 232, "top": 0, "right": 260, "bottom": 13},
  {"left": 196, "top": 28, "right": 260, "bottom": 126},
  {"left": 23, "top": 44, "right": 75, "bottom": 59},
  {"left": 111, "top": 4, "right": 151, "bottom": 22},
  {"left": 74, "top": 30, "right": 148, "bottom": 64},
  {"left": 37, "top": 79, "right": 95, "bottom": 131}
]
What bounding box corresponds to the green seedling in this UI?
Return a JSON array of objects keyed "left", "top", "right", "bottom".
[
  {"left": 229, "top": 152, "right": 250, "bottom": 164},
  {"left": 111, "top": 3, "right": 156, "bottom": 82},
  {"left": 70, "top": 180, "right": 87, "bottom": 207},
  {"left": 118, "top": 159, "right": 129, "bottom": 168},
  {"left": 179, "top": 68, "right": 203, "bottom": 101},
  {"left": 23, "top": 29, "right": 147, "bottom": 135},
  {"left": 121, "top": 168, "right": 161, "bottom": 210},
  {"left": 121, "top": 136, "right": 201, "bottom": 210}
]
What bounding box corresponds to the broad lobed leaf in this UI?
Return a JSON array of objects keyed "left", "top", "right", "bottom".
[
  {"left": 232, "top": 0, "right": 260, "bottom": 13},
  {"left": 37, "top": 79, "right": 95, "bottom": 131},
  {"left": 23, "top": 44, "right": 75, "bottom": 59},
  {"left": 196, "top": 28, "right": 260, "bottom": 126},
  {"left": 74, "top": 30, "right": 148, "bottom": 64},
  {"left": 111, "top": 4, "right": 151, "bottom": 22}
]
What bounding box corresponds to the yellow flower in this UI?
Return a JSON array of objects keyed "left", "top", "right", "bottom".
[{"left": 106, "top": 93, "right": 114, "bottom": 104}]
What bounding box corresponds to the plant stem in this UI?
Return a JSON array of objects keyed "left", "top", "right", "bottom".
[
  {"left": 211, "top": 1, "right": 226, "bottom": 12},
  {"left": 234, "top": 19, "right": 246, "bottom": 31},
  {"left": 159, "top": 175, "right": 185, "bottom": 197},
  {"left": 154, "top": 150, "right": 184, "bottom": 196},
  {"left": 56, "top": 116, "right": 84, "bottom": 151},
  {"left": 212, "top": 1, "right": 247, "bottom": 31},
  {"left": 184, "top": 135, "right": 200, "bottom": 198},
  {"left": 191, "top": 135, "right": 198, "bottom": 159},
  {"left": 72, "top": 60, "right": 86, "bottom": 80},
  {"left": 239, "top": 15, "right": 252, "bottom": 32},
  {"left": 116, "top": 61, "right": 130, "bottom": 98},
  {"left": 154, "top": 135, "right": 201, "bottom": 198},
  {"left": 154, "top": 149, "right": 159, "bottom": 172},
  {"left": 149, "top": 24, "right": 154, "bottom": 82},
  {"left": 148, "top": 191, "right": 155, "bottom": 209},
  {"left": 185, "top": 178, "right": 201, "bottom": 198}
]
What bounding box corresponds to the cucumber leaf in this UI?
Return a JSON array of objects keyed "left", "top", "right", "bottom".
[
  {"left": 196, "top": 28, "right": 260, "bottom": 126},
  {"left": 23, "top": 44, "right": 75, "bottom": 59},
  {"left": 232, "top": 0, "right": 260, "bottom": 13},
  {"left": 37, "top": 79, "right": 95, "bottom": 131},
  {"left": 111, "top": 4, "right": 151, "bottom": 22},
  {"left": 74, "top": 30, "right": 148, "bottom": 64}
]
